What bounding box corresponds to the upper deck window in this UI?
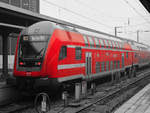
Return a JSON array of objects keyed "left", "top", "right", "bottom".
[
  {"left": 104, "top": 40, "right": 109, "bottom": 48},
  {"left": 135, "top": 53, "right": 137, "bottom": 58},
  {"left": 117, "top": 42, "right": 120, "bottom": 48},
  {"left": 110, "top": 41, "right": 114, "bottom": 47},
  {"left": 108, "top": 40, "right": 113, "bottom": 47},
  {"left": 94, "top": 38, "right": 99, "bottom": 47},
  {"left": 126, "top": 52, "right": 128, "bottom": 58},
  {"left": 87, "top": 36, "right": 94, "bottom": 47},
  {"left": 99, "top": 39, "right": 104, "bottom": 47},
  {"left": 83, "top": 36, "right": 88, "bottom": 46},
  {"left": 120, "top": 42, "right": 123, "bottom": 49},
  {"left": 112, "top": 41, "right": 116, "bottom": 48},
  {"left": 115, "top": 41, "right": 119, "bottom": 48}
]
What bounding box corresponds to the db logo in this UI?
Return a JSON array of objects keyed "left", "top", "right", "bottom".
[{"left": 26, "top": 72, "right": 31, "bottom": 76}]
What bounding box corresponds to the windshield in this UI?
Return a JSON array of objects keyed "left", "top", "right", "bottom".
[{"left": 19, "top": 35, "right": 50, "bottom": 59}]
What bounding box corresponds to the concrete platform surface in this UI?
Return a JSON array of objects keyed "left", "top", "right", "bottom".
[{"left": 114, "top": 83, "right": 150, "bottom": 113}]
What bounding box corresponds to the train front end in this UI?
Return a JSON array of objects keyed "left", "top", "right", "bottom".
[{"left": 13, "top": 21, "right": 56, "bottom": 90}]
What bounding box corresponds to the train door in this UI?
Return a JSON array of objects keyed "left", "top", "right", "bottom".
[
  {"left": 85, "top": 52, "right": 92, "bottom": 79},
  {"left": 122, "top": 53, "right": 125, "bottom": 68}
]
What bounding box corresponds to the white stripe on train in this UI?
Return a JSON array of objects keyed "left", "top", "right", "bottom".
[{"left": 58, "top": 63, "right": 85, "bottom": 70}]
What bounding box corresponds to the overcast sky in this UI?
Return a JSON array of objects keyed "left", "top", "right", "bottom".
[{"left": 40, "top": 0, "right": 150, "bottom": 45}]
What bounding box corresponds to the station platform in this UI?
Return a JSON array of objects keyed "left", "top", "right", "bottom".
[{"left": 114, "top": 83, "right": 150, "bottom": 113}]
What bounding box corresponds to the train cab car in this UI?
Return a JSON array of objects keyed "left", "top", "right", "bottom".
[{"left": 13, "top": 21, "right": 150, "bottom": 91}]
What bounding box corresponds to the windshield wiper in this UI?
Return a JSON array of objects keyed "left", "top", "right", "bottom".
[{"left": 35, "top": 48, "right": 45, "bottom": 58}]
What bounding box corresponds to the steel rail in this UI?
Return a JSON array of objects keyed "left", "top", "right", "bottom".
[{"left": 75, "top": 69, "right": 150, "bottom": 113}]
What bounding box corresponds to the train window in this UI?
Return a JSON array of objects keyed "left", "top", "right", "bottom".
[
  {"left": 106, "top": 61, "right": 109, "bottom": 71},
  {"left": 108, "top": 40, "right": 111, "bottom": 48},
  {"left": 135, "top": 53, "right": 137, "bottom": 57},
  {"left": 113, "top": 61, "right": 116, "bottom": 69},
  {"left": 126, "top": 52, "right": 128, "bottom": 58},
  {"left": 107, "top": 40, "right": 109, "bottom": 47},
  {"left": 108, "top": 41, "right": 112, "bottom": 47},
  {"left": 112, "top": 41, "right": 115, "bottom": 48},
  {"left": 101, "top": 62, "right": 105, "bottom": 72},
  {"left": 111, "top": 41, "right": 114, "bottom": 48},
  {"left": 104, "top": 40, "right": 108, "bottom": 48},
  {"left": 83, "top": 36, "right": 88, "bottom": 46},
  {"left": 120, "top": 42, "right": 123, "bottom": 49},
  {"left": 96, "top": 62, "right": 100, "bottom": 73},
  {"left": 116, "top": 42, "right": 118, "bottom": 48},
  {"left": 117, "top": 42, "right": 120, "bottom": 48},
  {"left": 59, "top": 46, "right": 67, "bottom": 60},
  {"left": 110, "top": 61, "right": 113, "bottom": 70},
  {"left": 118, "top": 61, "right": 120, "bottom": 69},
  {"left": 94, "top": 38, "right": 99, "bottom": 48},
  {"left": 88, "top": 36, "right": 94, "bottom": 47},
  {"left": 75, "top": 47, "right": 82, "bottom": 60},
  {"left": 109, "top": 41, "right": 113, "bottom": 48},
  {"left": 115, "top": 42, "right": 119, "bottom": 48},
  {"left": 99, "top": 39, "right": 104, "bottom": 47}
]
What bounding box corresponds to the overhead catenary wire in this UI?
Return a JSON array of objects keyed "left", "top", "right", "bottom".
[
  {"left": 75, "top": 0, "right": 129, "bottom": 21},
  {"left": 73, "top": 0, "right": 150, "bottom": 33},
  {"left": 133, "top": 0, "right": 150, "bottom": 15},
  {"left": 124, "top": 22, "right": 150, "bottom": 27},
  {"left": 43, "top": 0, "right": 113, "bottom": 30},
  {"left": 123, "top": 0, "right": 150, "bottom": 24},
  {"left": 75, "top": 0, "right": 150, "bottom": 27},
  {"left": 43, "top": 0, "right": 150, "bottom": 31},
  {"left": 41, "top": 0, "right": 149, "bottom": 47}
]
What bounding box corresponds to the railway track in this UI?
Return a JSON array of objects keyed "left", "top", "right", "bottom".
[
  {"left": 73, "top": 70, "right": 150, "bottom": 113},
  {"left": 1, "top": 67, "right": 150, "bottom": 113}
]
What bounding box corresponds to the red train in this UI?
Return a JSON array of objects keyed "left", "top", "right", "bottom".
[{"left": 13, "top": 21, "right": 150, "bottom": 90}]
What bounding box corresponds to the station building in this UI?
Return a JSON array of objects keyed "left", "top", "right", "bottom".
[
  {"left": 0, "top": 0, "right": 39, "bottom": 12},
  {"left": 0, "top": 0, "right": 39, "bottom": 70}
]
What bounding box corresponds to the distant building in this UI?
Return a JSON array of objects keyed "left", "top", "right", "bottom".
[{"left": 0, "top": 0, "right": 39, "bottom": 13}]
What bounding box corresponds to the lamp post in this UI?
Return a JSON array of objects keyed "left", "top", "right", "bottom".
[
  {"left": 137, "top": 30, "right": 139, "bottom": 43},
  {"left": 114, "top": 26, "right": 123, "bottom": 37}
]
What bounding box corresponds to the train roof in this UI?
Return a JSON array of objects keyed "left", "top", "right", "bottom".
[
  {"left": 127, "top": 41, "right": 149, "bottom": 51},
  {"left": 21, "top": 21, "right": 149, "bottom": 51},
  {"left": 20, "top": 21, "right": 63, "bottom": 35}
]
